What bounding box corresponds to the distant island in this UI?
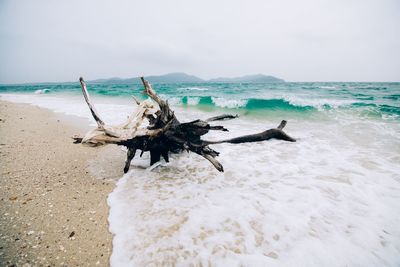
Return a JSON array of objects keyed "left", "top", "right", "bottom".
[
  {"left": 208, "top": 74, "right": 284, "bottom": 83},
  {"left": 90, "top": 72, "right": 284, "bottom": 84},
  {"left": 0, "top": 72, "right": 284, "bottom": 85}
]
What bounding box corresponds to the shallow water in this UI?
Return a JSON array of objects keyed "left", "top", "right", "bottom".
[{"left": 1, "top": 81, "right": 399, "bottom": 266}]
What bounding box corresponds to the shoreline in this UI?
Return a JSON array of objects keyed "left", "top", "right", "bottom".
[{"left": 0, "top": 100, "right": 124, "bottom": 266}]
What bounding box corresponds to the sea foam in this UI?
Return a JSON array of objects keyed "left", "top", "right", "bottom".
[
  {"left": 107, "top": 109, "right": 400, "bottom": 267},
  {"left": 34, "top": 88, "right": 51, "bottom": 94}
]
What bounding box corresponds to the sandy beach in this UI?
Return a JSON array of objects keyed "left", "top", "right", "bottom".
[{"left": 0, "top": 100, "right": 124, "bottom": 266}]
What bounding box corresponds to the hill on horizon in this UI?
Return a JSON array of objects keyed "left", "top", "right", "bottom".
[
  {"left": 0, "top": 73, "right": 285, "bottom": 85},
  {"left": 208, "top": 74, "right": 284, "bottom": 83},
  {"left": 89, "top": 72, "right": 284, "bottom": 84}
]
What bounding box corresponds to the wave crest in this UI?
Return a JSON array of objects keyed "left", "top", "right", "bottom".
[{"left": 34, "top": 89, "right": 51, "bottom": 94}]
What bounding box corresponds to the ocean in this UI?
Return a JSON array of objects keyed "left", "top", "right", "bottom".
[{"left": 1, "top": 82, "right": 399, "bottom": 266}]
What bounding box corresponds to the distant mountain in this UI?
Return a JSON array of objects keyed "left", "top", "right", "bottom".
[
  {"left": 146, "top": 73, "right": 205, "bottom": 83},
  {"left": 89, "top": 73, "right": 284, "bottom": 84},
  {"left": 1, "top": 73, "right": 284, "bottom": 85},
  {"left": 0, "top": 72, "right": 285, "bottom": 86},
  {"left": 208, "top": 74, "right": 284, "bottom": 83},
  {"left": 90, "top": 72, "right": 204, "bottom": 84},
  {"left": 89, "top": 77, "right": 123, "bottom": 83}
]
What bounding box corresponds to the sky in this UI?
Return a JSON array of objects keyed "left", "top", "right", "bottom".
[{"left": 0, "top": 0, "right": 399, "bottom": 83}]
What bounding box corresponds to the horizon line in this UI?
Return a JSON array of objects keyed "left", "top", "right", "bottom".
[{"left": 0, "top": 72, "right": 399, "bottom": 85}]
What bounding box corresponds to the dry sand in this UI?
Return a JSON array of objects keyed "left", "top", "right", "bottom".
[{"left": 0, "top": 100, "right": 125, "bottom": 266}]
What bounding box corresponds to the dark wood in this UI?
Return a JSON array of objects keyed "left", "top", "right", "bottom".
[
  {"left": 203, "top": 120, "right": 296, "bottom": 145},
  {"left": 206, "top": 114, "right": 239, "bottom": 122},
  {"left": 72, "top": 136, "right": 83, "bottom": 144},
  {"left": 124, "top": 147, "right": 136, "bottom": 173}
]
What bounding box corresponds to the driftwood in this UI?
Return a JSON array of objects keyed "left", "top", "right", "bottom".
[{"left": 73, "top": 77, "right": 296, "bottom": 173}]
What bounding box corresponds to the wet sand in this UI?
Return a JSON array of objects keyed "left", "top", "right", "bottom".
[{"left": 0, "top": 101, "right": 124, "bottom": 266}]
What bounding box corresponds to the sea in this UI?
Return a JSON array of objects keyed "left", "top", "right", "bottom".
[{"left": 1, "top": 81, "right": 399, "bottom": 266}]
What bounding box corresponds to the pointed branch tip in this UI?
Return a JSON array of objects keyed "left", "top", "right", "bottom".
[{"left": 277, "top": 120, "right": 287, "bottom": 130}]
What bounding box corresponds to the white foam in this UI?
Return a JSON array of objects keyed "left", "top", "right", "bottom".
[
  {"left": 108, "top": 110, "right": 400, "bottom": 266},
  {"left": 0, "top": 93, "right": 134, "bottom": 126},
  {"left": 162, "top": 96, "right": 182, "bottom": 106},
  {"left": 186, "top": 96, "right": 200, "bottom": 105},
  {"left": 283, "top": 95, "right": 357, "bottom": 110},
  {"left": 212, "top": 97, "right": 247, "bottom": 108},
  {"left": 178, "top": 87, "right": 209, "bottom": 91},
  {"left": 319, "top": 86, "right": 336, "bottom": 89},
  {"left": 34, "top": 88, "right": 51, "bottom": 94}
]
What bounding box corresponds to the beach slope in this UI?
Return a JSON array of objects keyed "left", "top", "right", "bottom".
[{"left": 0, "top": 101, "right": 121, "bottom": 266}]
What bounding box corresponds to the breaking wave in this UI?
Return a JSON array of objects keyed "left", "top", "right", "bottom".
[
  {"left": 167, "top": 96, "right": 400, "bottom": 118},
  {"left": 34, "top": 89, "right": 51, "bottom": 94}
]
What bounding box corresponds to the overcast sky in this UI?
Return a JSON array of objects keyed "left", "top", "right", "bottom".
[{"left": 0, "top": 0, "right": 399, "bottom": 83}]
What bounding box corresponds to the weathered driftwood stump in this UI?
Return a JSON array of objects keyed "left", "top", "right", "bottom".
[{"left": 73, "top": 77, "right": 296, "bottom": 173}]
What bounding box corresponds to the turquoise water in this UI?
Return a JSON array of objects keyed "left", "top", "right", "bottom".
[{"left": 1, "top": 82, "right": 399, "bottom": 119}]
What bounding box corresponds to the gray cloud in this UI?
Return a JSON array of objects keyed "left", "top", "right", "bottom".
[{"left": 0, "top": 0, "right": 399, "bottom": 83}]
